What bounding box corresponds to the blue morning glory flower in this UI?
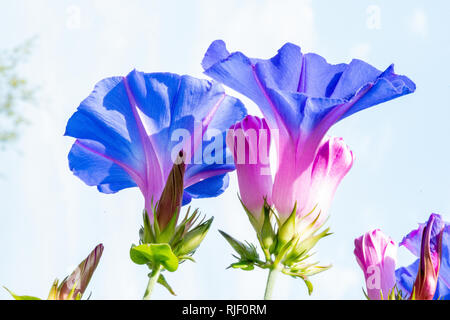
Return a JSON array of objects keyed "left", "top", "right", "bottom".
[
  {"left": 65, "top": 70, "right": 246, "bottom": 216},
  {"left": 202, "top": 40, "right": 416, "bottom": 216}
]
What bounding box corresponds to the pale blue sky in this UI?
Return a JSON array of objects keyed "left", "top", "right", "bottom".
[{"left": 0, "top": 0, "right": 449, "bottom": 299}]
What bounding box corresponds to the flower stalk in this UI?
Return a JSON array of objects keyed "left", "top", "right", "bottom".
[
  {"left": 143, "top": 264, "right": 162, "bottom": 300},
  {"left": 264, "top": 263, "right": 281, "bottom": 300}
]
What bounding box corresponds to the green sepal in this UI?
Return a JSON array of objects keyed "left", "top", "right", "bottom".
[
  {"left": 156, "top": 274, "right": 176, "bottom": 296},
  {"left": 171, "top": 208, "right": 201, "bottom": 247},
  {"left": 288, "top": 261, "right": 332, "bottom": 277},
  {"left": 284, "top": 228, "right": 332, "bottom": 266},
  {"left": 260, "top": 202, "right": 276, "bottom": 252},
  {"left": 238, "top": 195, "right": 263, "bottom": 232},
  {"left": 140, "top": 210, "right": 155, "bottom": 244},
  {"left": 219, "top": 230, "right": 259, "bottom": 262},
  {"left": 130, "top": 243, "right": 179, "bottom": 272},
  {"left": 156, "top": 208, "right": 178, "bottom": 243},
  {"left": 3, "top": 286, "right": 41, "bottom": 300},
  {"left": 275, "top": 203, "right": 297, "bottom": 253}
]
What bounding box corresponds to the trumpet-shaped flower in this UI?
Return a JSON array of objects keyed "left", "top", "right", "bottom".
[
  {"left": 203, "top": 40, "right": 415, "bottom": 219},
  {"left": 354, "top": 230, "right": 397, "bottom": 300},
  {"left": 65, "top": 70, "right": 247, "bottom": 220}
]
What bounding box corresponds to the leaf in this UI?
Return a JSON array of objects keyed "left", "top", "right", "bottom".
[
  {"left": 157, "top": 274, "right": 176, "bottom": 296},
  {"left": 130, "top": 243, "right": 179, "bottom": 272},
  {"left": 3, "top": 286, "right": 41, "bottom": 300}
]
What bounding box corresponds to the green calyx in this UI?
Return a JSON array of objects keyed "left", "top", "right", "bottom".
[
  {"left": 131, "top": 206, "right": 213, "bottom": 296},
  {"left": 220, "top": 199, "right": 332, "bottom": 296}
]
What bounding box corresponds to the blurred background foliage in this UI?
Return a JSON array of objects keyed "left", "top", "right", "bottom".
[{"left": 0, "top": 38, "right": 36, "bottom": 149}]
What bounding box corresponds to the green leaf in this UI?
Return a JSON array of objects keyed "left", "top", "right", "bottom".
[
  {"left": 130, "top": 243, "right": 179, "bottom": 272},
  {"left": 3, "top": 286, "right": 41, "bottom": 300},
  {"left": 157, "top": 274, "right": 176, "bottom": 296}
]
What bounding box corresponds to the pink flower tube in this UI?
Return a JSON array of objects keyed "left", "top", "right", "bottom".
[
  {"left": 354, "top": 229, "right": 397, "bottom": 300},
  {"left": 228, "top": 115, "right": 354, "bottom": 234}
]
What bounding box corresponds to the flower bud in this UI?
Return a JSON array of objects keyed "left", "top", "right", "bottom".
[
  {"left": 175, "top": 217, "right": 213, "bottom": 256},
  {"left": 57, "top": 243, "right": 104, "bottom": 300},
  {"left": 354, "top": 230, "right": 397, "bottom": 300},
  {"left": 155, "top": 150, "right": 185, "bottom": 231},
  {"left": 411, "top": 214, "right": 444, "bottom": 300},
  {"left": 227, "top": 115, "right": 273, "bottom": 230}
]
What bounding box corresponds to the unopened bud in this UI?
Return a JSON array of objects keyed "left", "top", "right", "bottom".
[
  {"left": 156, "top": 150, "right": 185, "bottom": 230},
  {"left": 175, "top": 217, "right": 213, "bottom": 256}
]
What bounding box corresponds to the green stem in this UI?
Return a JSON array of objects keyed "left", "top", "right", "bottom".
[
  {"left": 264, "top": 264, "right": 281, "bottom": 300},
  {"left": 143, "top": 264, "right": 162, "bottom": 300}
]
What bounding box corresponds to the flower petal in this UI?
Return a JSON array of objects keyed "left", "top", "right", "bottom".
[
  {"left": 68, "top": 141, "right": 138, "bottom": 193},
  {"left": 184, "top": 173, "right": 229, "bottom": 200},
  {"left": 203, "top": 40, "right": 415, "bottom": 143},
  {"left": 395, "top": 259, "right": 418, "bottom": 298},
  {"left": 65, "top": 76, "right": 148, "bottom": 193}
]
